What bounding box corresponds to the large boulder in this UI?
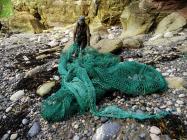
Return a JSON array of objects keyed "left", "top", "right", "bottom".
[
  {"left": 94, "top": 39, "right": 123, "bottom": 53},
  {"left": 155, "top": 12, "right": 186, "bottom": 35}
]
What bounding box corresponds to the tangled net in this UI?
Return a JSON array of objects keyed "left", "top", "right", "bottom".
[{"left": 41, "top": 44, "right": 168, "bottom": 122}]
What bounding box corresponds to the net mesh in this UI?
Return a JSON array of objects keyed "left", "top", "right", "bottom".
[{"left": 41, "top": 44, "right": 168, "bottom": 122}]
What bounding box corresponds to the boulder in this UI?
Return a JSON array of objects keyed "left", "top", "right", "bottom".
[
  {"left": 155, "top": 12, "right": 186, "bottom": 35},
  {"left": 123, "top": 38, "right": 142, "bottom": 49},
  {"left": 94, "top": 39, "right": 123, "bottom": 53}
]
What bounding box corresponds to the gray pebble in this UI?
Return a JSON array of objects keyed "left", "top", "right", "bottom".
[
  {"left": 27, "top": 122, "right": 40, "bottom": 137},
  {"left": 22, "top": 118, "right": 29, "bottom": 125}
]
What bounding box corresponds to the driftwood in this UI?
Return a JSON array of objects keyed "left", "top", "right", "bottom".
[{"left": 24, "top": 59, "right": 58, "bottom": 78}]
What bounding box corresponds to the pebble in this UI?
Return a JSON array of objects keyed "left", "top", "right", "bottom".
[
  {"left": 160, "top": 105, "right": 166, "bottom": 109},
  {"left": 10, "top": 90, "right": 25, "bottom": 101},
  {"left": 179, "top": 94, "right": 185, "bottom": 98},
  {"left": 28, "top": 122, "right": 41, "bottom": 137},
  {"left": 73, "top": 135, "right": 80, "bottom": 140},
  {"left": 146, "top": 107, "right": 152, "bottom": 112},
  {"left": 3, "top": 115, "right": 7, "bottom": 119},
  {"left": 150, "top": 126, "right": 161, "bottom": 135},
  {"left": 150, "top": 134, "right": 160, "bottom": 140},
  {"left": 22, "top": 118, "right": 29, "bottom": 125},
  {"left": 10, "top": 133, "right": 18, "bottom": 140},
  {"left": 5, "top": 106, "right": 12, "bottom": 113},
  {"left": 92, "top": 122, "right": 121, "bottom": 140},
  {"left": 1, "top": 133, "right": 10, "bottom": 140},
  {"left": 176, "top": 100, "right": 184, "bottom": 105},
  {"left": 176, "top": 108, "right": 182, "bottom": 114},
  {"left": 48, "top": 40, "right": 59, "bottom": 47}
]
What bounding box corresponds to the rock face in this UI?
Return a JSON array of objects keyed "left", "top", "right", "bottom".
[
  {"left": 155, "top": 12, "right": 186, "bottom": 35},
  {"left": 120, "top": 1, "right": 156, "bottom": 37},
  {"left": 8, "top": 0, "right": 187, "bottom": 35}
]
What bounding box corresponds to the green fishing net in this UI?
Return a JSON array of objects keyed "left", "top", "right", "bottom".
[{"left": 41, "top": 44, "right": 168, "bottom": 122}]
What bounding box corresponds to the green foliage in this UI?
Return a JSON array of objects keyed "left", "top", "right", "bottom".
[
  {"left": 0, "top": 0, "right": 13, "bottom": 18},
  {"left": 41, "top": 44, "right": 168, "bottom": 122}
]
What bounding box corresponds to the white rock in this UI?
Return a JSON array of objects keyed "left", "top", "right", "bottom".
[
  {"left": 160, "top": 105, "right": 166, "bottom": 109},
  {"left": 150, "top": 134, "right": 160, "bottom": 140},
  {"left": 10, "top": 133, "right": 18, "bottom": 140},
  {"left": 22, "top": 118, "right": 29, "bottom": 125},
  {"left": 177, "top": 108, "right": 181, "bottom": 114},
  {"left": 10, "top": 90, "right": 25, "bottom": 101},
  {"left": 176, "top": 100, "right": 184, "bottom": 105},
  {"left": 36, "top": 81, "right": 56, "bottom": 97},
  {"left": 23, "top": 56, "right": 29, "bottom": 61},
  {"left": 61, "top": 38, "right": 69, "bottom": 43},
  {"left": 5, "top": 106, "right": 12, "bottom": 113},
  {"left": 150, "top": 126, "right": 161, "bottom": 135},
  {"left": 164, "top": 32, "right": 173, "bottom": 38},
  {"left": 48, "top": 40, "right": 59, "bottom": 47},
  {"left": 179, "top": 94, "right": 185, "bottom": 98}
]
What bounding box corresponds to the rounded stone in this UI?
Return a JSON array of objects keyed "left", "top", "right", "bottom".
[
  {"left": 22, "top": 118, "right": 29, "bottom": 125},
  {"left": 150, "top": 126, "right": 161, "bottom": 135},
  {"left": 5, "top": 106, "right": 12, "bottom": 113},
  {"left": 10, "top": 133, "right": 18, "bottom": 140}
]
